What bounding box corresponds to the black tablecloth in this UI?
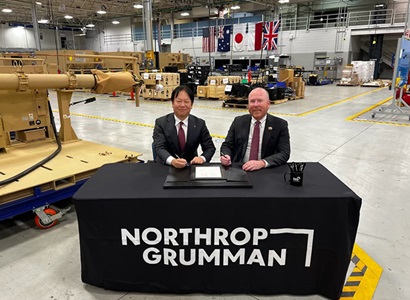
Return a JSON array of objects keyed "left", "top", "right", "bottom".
[{"left": 74, "top": 162, "right": 361, "bottom": 300}]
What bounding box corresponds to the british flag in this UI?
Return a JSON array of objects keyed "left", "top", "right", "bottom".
[
  {"left": 262, "top": 20, "right": 280, "bottom": 51},
  {"left": 217, "top": 25, "right": 224, "bottom": 39}
]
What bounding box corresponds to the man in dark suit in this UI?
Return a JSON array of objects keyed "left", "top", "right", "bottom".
[
  {"left": 221, "top": 87, "right": 290, "bottom": 171},
  {"left": 153, "top": 85, "right": 216, "bottom": 168}
]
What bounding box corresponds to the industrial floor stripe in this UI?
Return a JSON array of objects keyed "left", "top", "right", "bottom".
[
  {"left": 52, "top": 110, "right": 227, "bottom": 139},
  {"left": 346, "top": 96, "right": 410, "bottom": 126},
  {"left": 296, "top": 87, "right": 387, "bottom": 117},
  {"left": 340, "top": 243, "right": 383, "bottom": 300},
  {"left": 97, "top": 88, "right": 386, "bottom": 118},
  {"left": 139, "top": 98, "right": 296, "bottom": 116}
]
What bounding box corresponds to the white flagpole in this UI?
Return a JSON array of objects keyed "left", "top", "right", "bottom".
[{"left": 230, "top": 23, "right": 235, "bottom": 65}]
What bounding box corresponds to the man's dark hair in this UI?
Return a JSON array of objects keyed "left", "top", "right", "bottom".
[{"left": 171, "top": 85, "right": 195, "bottom": 104}]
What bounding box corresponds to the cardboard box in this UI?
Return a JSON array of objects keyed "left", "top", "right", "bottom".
[
  {"left": 16, "top": 128, "right": 46, "bottom": 142},
  {"left": 279, "top": 69, "right": 294, "bottom": 86}
]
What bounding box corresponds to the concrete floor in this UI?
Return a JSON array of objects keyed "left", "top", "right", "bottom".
[{"left": 1, "top": 84, "right": 409, "bottom": 299}]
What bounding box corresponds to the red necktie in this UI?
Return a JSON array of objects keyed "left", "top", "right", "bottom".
[
  {"left": 249, "top": 121, "right": 260, "bottom": 161},
  {"left": 178, "top": 121, "right": 186, "bottom": 152}
]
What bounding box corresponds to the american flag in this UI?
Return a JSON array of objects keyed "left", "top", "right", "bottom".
[
  {"left": 202, "top": 26, "right": 215, "bottom": 53},
  {"left": 262, "top": 20, "right": 280, "bottom": 51}
]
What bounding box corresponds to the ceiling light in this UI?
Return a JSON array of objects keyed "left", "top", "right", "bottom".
[
  {"left": 2, "top": 8, "right": 12, "bottom": 13},
  {"left": 181, "top": 12, "right": 190, "bottom": 16},
  {"left": 112, "top": 20, "right": 120, "bottom": 24},
  {"left": 278, "top": 0, "right": 289, "bottom": 3},
  {"left": 97, "top": 4, "right": 107, "bottom": 15},
  {"left": 134, "top": 4, "right": 143, "bottom": 9},
  {"left": 64, "top": 15, "right": 73, "bottom": 19},
  {"left": 38, "top": 19, "right": 49, "bottom": 24},
  {"left": 36, "top": 2, "right": 42, "bottom": 5},
  {"left": 86, "top": 23, "right": 95, "bottom": 28},
  {"left": 231, "top": 5, "right": 240, "bottom": 10}
]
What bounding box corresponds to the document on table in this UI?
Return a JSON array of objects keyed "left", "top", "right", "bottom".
[{"left": 194, "top": 166, "right": 222, "bottom": 179}]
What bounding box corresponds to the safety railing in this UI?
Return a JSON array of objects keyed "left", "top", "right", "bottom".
[
  {"left": 281, "top": 9, "right": 406, "bottom": 31},
  {"left": 107, "top": 8, "right": 407, "bottom": 44}
]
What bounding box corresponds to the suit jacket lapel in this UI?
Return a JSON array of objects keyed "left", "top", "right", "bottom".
[
  {"left": 262, "top": 114, "right": 274, "bottom": 156},
  {"left": 240, "top": 115, "right": 251, "bottom": 160},
  {"left": 167, "top": 114, "right": 179, "bottom": 152},
  {"left": 186, "top": 116, "right": 196, "bottom": 153}
]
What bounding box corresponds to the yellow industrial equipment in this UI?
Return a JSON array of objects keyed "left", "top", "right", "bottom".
[{"left": 0, "top": 56, "right": 144, "bottom": 228}]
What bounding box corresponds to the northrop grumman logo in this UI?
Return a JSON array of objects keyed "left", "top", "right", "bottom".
[{"left": 121, "top": 227, "right": 314, "bottom": 267}]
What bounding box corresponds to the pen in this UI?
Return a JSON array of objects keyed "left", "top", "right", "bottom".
[
  {"left": 221, "top": 152, "right": 228, "bottom": 158},
  {"left": 175, "top": 154, "right": 189, "bottom": 167}
]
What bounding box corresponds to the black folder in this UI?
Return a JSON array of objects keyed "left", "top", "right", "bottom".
[{"left": 163, "top": 165, "right": 252, "bottom": 189}]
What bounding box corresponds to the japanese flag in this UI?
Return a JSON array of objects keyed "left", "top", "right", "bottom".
[{"left": 233, "top": 23, "right": 246, "bottom": 52}]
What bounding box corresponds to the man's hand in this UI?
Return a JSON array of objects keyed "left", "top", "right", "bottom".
[
  {"left": 190, "top": 156, "right": 205, "bottom": 165},
  {"left": 220, "top": 154, "right": 231, "bottom": 166},
  {"left": 171, "top": 158, "right": 188, "bottom": 169},
  {"left": 242, "top": 160, "right": 265, "bottom": 171}
]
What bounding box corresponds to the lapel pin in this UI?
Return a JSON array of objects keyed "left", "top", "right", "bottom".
[{"left": 268, "top": 126, "right": 273, "bottom": 130}]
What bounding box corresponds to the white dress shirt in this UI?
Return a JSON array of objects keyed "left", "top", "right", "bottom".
[
  {"left": 165, "top": 116, "right": 207, "bottom": 165},
  {"left": 243, "top": 115, "right": 269, "bottom": 167}
]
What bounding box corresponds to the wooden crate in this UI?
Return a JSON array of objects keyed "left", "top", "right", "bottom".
[
  {"left": 208, "top": 85, "right": 226, "bottom": 99},
  {"left": 197, "top": 86, "right": 208, "bottom": 98},
  {"left": 207, "top": 76, "right": 221, "bottom": 86}
]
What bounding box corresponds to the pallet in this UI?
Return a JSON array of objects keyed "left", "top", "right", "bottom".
[
  {"left": 289, "top": 96, "right": 304, "bottom": 100},
  {"left": 0, "top": 140, "right": 141, "bottom": 206},
  {"left": 222, "top": 103, "right": 248, "bottom": 108},
  {"left": 337, "top": 82, "right": 359, "bottom": 86},
  {"left": 361, "top": 80, "right": 391, "bottom": 87},
  {"left": 272, "top": 99, "right": 288, "bottom": 104}
]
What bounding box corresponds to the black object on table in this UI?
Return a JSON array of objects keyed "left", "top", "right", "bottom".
[
  {"left": 164, "top": 164, "right": 252, "bottom": 188},
  {"left": 74, "top": 162, "right": 361, "bottom": 300}
]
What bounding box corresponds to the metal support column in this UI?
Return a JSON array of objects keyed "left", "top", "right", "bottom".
[
  {"left": 30, "top": 0, "right": 41, "bottom": 50},
  {"left": 143, "top": 0, "right": 155, "bottom": 68}
]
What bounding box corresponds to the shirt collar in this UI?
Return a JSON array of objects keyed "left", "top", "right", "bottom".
[
  {"left": 251, "top": 115, "right": 267, "bottom": 125},
  {"left": 175, "top": 115, "right": 188, "bottom": 126}
]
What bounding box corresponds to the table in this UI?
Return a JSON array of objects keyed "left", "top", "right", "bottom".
[{"left": 74, "top": 163, "right": 361, "bottom": 300}]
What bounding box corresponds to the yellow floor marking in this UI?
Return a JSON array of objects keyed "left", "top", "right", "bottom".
[
  {"left": 346, "top": 97, "right": 392, "bottom": 121},
  {"left": 96, "top": 87, "right": 386, "bottom": 118},
  {"left": 341, "top": 243, "right": 383, "bottom": 299},
  {"left": 53, "top": 110, "right": 227, "bottom": 139},
  {"left": 297, "top": 87, "right": 386, "bottom": 117},
  {"left": 346, "top": 96, "right": 410, "bottom": 126}
]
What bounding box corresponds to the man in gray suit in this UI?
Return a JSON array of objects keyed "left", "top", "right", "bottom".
[
  {"left": 153, "top": 85, "right": 216, "bottom": 169},
  {"left": 220, "top": 87, "right": 290, "bottom": 171}
]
